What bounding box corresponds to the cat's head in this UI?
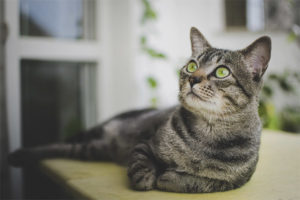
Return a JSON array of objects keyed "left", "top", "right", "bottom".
[{"left": 179, "top": 27, "right": 271, "bottom": 117}]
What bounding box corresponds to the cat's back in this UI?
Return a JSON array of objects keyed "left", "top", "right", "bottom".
[
  {"left": 95, "top": 106, "right": 176, "bottom": 164},
  {"left": 97, "top": 106, "right": 177, "bottom": 145},
  {"left": 113, "top": 106, "right": 177, "bottom": 138}
]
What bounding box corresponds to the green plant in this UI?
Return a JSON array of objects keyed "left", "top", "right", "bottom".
[
  {"left": 147, "top": 76, "right": 158, "bottom": 107},
  {"left": 280, "top": 106, "right": 300, "bottom": 132},
  {"left": 259, "top": 70, "right": 300, "bottom": 133},
  {"left": 141, "top": 0, "right": 157, "bottom": 24},
  {"left": 140, "top": 36, "right": 166, "bottom": 59},
  {"left": 140, "top": 0, "right": 167, "bottom": 107}
]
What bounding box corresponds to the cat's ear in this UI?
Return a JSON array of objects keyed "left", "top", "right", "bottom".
[
  {"left": 190, "top": 27, "right": 211, "bottom": 56},
  {"left": 240, "top": 36, "right": 271, "bottom": 81}
]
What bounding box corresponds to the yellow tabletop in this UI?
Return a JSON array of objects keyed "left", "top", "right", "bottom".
[{"left": 40, "top": 130, "right": 300, "bottom": 200}]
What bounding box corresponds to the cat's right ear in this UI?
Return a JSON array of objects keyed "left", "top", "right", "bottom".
[
  {"left": 190, "top": 27, "right": 211, "bottom": 56},
  {"left": 240, "top": 36, "right": 271, "bottom": 81}
]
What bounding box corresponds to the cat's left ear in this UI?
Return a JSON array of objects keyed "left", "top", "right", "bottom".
[
  {"left": 190, "top": 27, "right": 211, "bottom": 56},
  {"left": 240, "top": 36, "right": 271, "bottom": 81}
]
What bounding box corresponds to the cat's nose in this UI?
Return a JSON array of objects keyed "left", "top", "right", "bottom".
[{"left": 189, "top": 76, "right": 203, "bottom": 87}]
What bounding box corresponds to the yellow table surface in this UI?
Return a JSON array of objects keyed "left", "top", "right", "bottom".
[{"left": 40, "top": 130, "right": 300, "bottom": 200}]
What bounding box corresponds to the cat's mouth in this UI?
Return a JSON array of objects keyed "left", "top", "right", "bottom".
[{"left": 187, "top": 91, "right": 209, "bottom": 103}]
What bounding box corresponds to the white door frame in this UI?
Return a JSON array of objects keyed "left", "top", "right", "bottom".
[{"left": 4, "top": 0, "right": 105, "bottom": 198}]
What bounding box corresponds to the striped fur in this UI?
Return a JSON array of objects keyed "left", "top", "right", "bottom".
[{"left": 8, "top": 27, "right": 271, "bottom": 193}]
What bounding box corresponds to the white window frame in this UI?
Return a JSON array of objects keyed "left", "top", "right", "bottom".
[{"left": 5, "top": 0, "right": 109, "bottom": 198}]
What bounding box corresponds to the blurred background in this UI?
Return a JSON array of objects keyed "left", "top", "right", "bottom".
[{"left": 1, "top": 0, "right": 299, "bottom": 199}]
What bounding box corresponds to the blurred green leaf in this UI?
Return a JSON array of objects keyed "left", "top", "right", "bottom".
[
  {"left": 279, "top": 79, "right": 294, "bottom": 92},
  {"left": 150, "top": 97, "right": 157, "bottom": 108},
  {"left": 143, "top": 47, "right": 167, "bottom": 59},
  {"left": 280, "top": 106, "right": 300, "bottom": 133},
  {"left": 62, "top": 118, "right": 83, "bottom": 142},
  {"left": 266, "top": 103, "right": 281, "bottom": 130},
  {"left": 262, "top": 85, "right": 273, "bottom": 97},
  {"left": 140, "top": 36, "right": 147, "bottom": 45},
  {"left": 293, "top": 72, "right": 300, "bottom": 82},
  {"left": 141, "top": 0, "right": 157, "bottom": 24},
  {"left": 287, "top": 31, "right": 297, "bottom": 42},
  {"left": 176, "top": 69, "right": 181, "bottom": 77},
  {"left": 147, "top": 76, "right": 158, "bottom": 89},
  {"left": 259, "top": 101, "right": 281, "bottom": 130},
  {"left": 287, "top": 0, "right": 295, "bottom": 6},
  {"left": 268, "top": 73, "right": 279, "bottom": 80}
]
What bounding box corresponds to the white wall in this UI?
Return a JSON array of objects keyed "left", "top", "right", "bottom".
[
  {"left": 98, "top": 0, "right": 138, "bottom": 120},
  {"left": 127, "top": 0, "right": 300, "bottom": 114},
  {"left": 101, "top": 0, "right": 300, "bottom": 119}
]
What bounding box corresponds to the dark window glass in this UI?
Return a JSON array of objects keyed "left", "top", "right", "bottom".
[
  {"left": 21, "top": 60, "right": 97, "bottom": 147},
  {"left": 225, "top": 0, "right": 247, "bottom": 28}
]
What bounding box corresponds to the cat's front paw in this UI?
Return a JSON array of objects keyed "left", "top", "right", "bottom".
[
  {"left": 127, "top": 163, "right": 156, "bottom": 191},
  {"left": 8, "top": 149, "right": 36, "bottom": 167},
  {"left": 156, "top": 171, "right": 183, "bottom": 192}
]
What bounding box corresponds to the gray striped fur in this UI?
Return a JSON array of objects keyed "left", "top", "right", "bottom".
[{"left": 9, "top": 27, "right": 271, "bottom": 193}]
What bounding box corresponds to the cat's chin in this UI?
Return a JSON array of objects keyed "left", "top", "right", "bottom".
[{"left": 183, "top": 93, "right": 223, "bottom": 115}]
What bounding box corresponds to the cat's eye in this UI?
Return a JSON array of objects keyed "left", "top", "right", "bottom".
[
  {"left": 186, "top": 62, "right": 198, "bottom": 73},
  {"left": 215, "top": 66, "right": 230, "bottom": 78}
]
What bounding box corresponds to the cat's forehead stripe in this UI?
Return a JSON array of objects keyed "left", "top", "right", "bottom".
[
  {"left": 216, "top": 56, "right": 222, "bottom": 63},
  {"left": 197, "top": 50, "right": 236, "bottom": 68},
  {"left": 198, "top": 49, "right": 227, "bottom": 64},
  {"left": 197, "top": 52, "right": 205, "bottom": 60}
]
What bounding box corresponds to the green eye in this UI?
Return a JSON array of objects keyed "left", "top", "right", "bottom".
[
  {"left": 215, "top": 66, "right": 230, "bottom": 78},
  {"left": 187, "top": 62, "right": 198, "bottom": 73}
]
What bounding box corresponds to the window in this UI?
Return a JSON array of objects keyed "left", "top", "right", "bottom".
[
  {"left": 225, "top": 0, "right": 265, "bottom": 31},
  {"left": 5, "top": 0, "right": 102, "bottom": 198}
]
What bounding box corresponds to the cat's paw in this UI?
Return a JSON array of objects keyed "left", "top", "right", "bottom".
[
  {"left": 127, "top": 163, "right": 156, "bottom": 191},
  {"left": 8, "top": 149, "right": 36, "bottom": 167},
  {"left": 156, "top": 171, "right": 182, "bottom": 192}
]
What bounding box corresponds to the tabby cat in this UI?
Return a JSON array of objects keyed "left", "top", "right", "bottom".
[{"left": 9, "top": 27, "right": 271, "bottom": 193}]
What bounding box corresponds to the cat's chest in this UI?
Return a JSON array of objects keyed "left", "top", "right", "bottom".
[
  {"left": 157, "top": 139, "right": 210, "bottom": 176},
  {"left": 154, "top": 127, "right": 256, "bottom": 175},
  {"left": 155, "top": 129, "right": 206, "bottom": 167}
]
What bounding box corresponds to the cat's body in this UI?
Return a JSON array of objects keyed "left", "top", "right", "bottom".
[{"left": 9, "top": 27, "right": 271, "bottom": 193}]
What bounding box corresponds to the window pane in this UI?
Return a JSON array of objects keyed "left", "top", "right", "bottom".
[
  {"left": 20, "top": 0, "right": 96, "bottom": 40},
  {"left": 21, "top": 60, "right": 97, "bottom": 147},
  {"left": 225, "top": 0, "right": 246, "bottom": 28}
]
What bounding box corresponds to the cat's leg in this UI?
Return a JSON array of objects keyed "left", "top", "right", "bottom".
[
  {"left": 8, "top": 140, "right": 111, "bottom": 167},
  {"left": 156, "top": 170, "right": 234, "bottom": 193},
  {"left": 127, "top": 143, "right": 157, "bottom": 191}
]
